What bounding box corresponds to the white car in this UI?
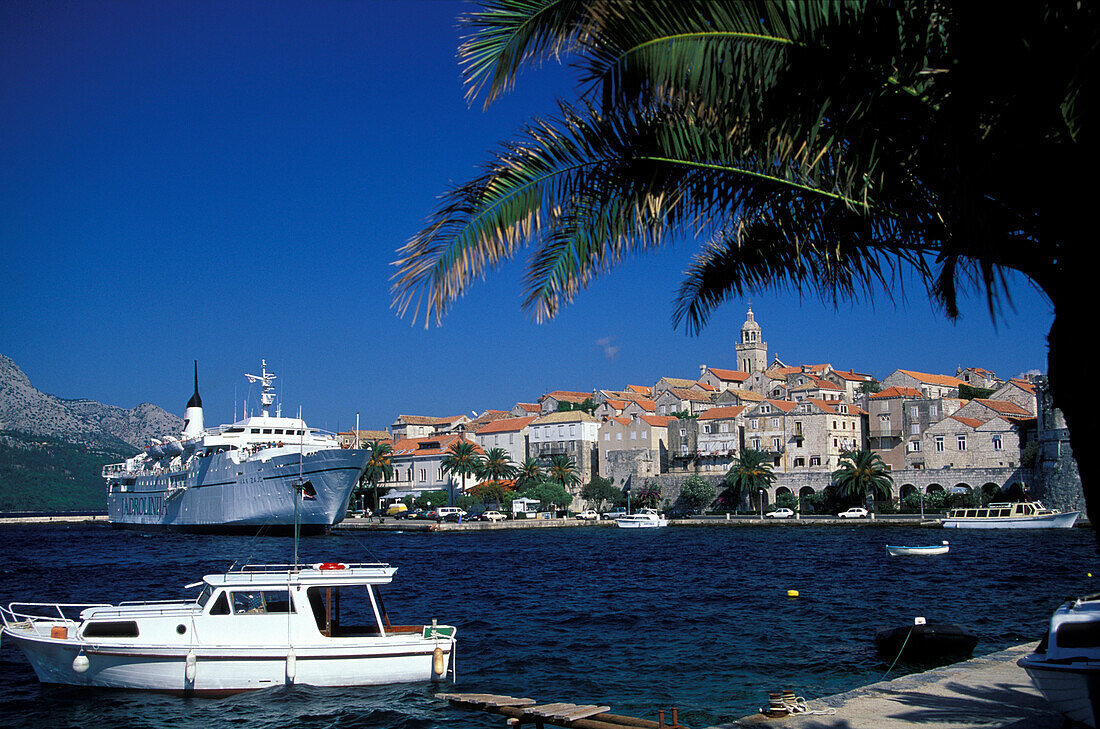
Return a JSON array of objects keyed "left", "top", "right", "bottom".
[
  {"left": 575, "top": 509, "right": 599, "bottom": 520},
  {"left": 481, "top": 510, "right": 507, "bottom": 522},
  {"left": 765, "top": 508, "right": 795, "bottom": 519},
  {"left": 838, "top": 507, "right": 869, "bottom": 519},
  {"left": 601, "top": 508, "right": 628, "bottom": 520}
]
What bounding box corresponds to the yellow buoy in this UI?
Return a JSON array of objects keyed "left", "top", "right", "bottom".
[
  {"left": 787, "top": 590, "right": 799, "bottom": 598},
  {"left": 432, "top": 646, "right": 445, "bottom": 675}
]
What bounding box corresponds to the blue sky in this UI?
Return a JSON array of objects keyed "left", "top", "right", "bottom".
[{"left": 1, "top": 1, "right": 1053, "bottom": 433}]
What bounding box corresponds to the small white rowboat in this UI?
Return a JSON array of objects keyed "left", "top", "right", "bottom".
[{"left": 886, "top": 541, "right": 949, "bottom": 556}]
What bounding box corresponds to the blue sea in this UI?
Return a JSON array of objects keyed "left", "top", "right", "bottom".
[{"left": 0, "top": 523, "right": 1095, "bottom": 729}]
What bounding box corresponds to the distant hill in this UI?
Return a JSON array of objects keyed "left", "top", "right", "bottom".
[{"left": 0, "top": 354, "right": 182, "bottom": 511}]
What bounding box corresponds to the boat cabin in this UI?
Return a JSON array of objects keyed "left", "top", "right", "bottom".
[{"left": 945, "top": 501, "right": 1055, "bottom": 520}]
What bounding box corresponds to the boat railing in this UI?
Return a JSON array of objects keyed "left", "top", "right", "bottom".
[
  {"left": 101, "top": 463, "right": 127, "bottom": 477},
  {"left": 226, "top": 562, "right": 392, "bottom": 579},
  {"left": 0, "top": 602, "right": 111, "bottom": 633},
  {"left": 80, "top": 601, "right": 197, "bottom": 620}
]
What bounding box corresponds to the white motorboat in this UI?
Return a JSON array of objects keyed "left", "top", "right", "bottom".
[
  {"left": 886, "top": 541, "right": 950, "bottom": 556},
  {"left": 615, "top": 508, "right": 668, "bottom": 528},
  {"left": 1019, "top": 593, "right": 1100, "bottom": 728},
  {"left": 0, "top": 561, "right": 457, "bottom": 694},
  {"left": 942, "top": 501, "right": 1079, "bottom": 529}
]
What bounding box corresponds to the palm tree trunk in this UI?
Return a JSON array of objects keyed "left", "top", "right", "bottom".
[{"left": 1048, "top": 281, "right": 1097, "bottom": 546}]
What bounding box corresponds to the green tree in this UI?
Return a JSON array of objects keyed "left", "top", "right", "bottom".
[
  {"left": 634, "top": 481, "right": 662, "bottom": 509},
  {"left": 720, "top": 448, "right": 774, "bottom": 511},
  {"left": 440, "top": 440, "right": 482, "bottom": 504},
  {"left": 679, "top": 475, "right": 716, "bottom": 514},
  {"left": 391, "top": 1, "right": 1097, "bottom": 538},
  {"left": 477, "top": 447, "right": 517, "bottom": 486},
  {"left": 832, "top": 449, "right": 894, "bottom": 510},
  {"left": 520, "top": 480, "right": 573, "bottom": 511},
  {"left": 359, "top": 440, "right": 394, "bottom": 512},
  {"left": 516, "top": 457, "right": 544, "bottom": 491},
  {"left": 547, "top": 453, "right": 581, "bottom": 494},
  {"left": 581, "top": 475, "right": 618, "bottom": 510}
]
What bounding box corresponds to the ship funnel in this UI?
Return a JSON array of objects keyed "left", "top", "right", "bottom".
[{"left": 182, "top": 360, "right": 204, "bottom": 438}]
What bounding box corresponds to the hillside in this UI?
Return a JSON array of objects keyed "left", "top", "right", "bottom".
[{"left": 0, "top": 354, "right": 181, "bottom": 511}]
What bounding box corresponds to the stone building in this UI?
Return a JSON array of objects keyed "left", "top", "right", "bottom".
[
  {"left": 388, "top": 433, "right": 481, "bottom": 495},
  {"left": 784, "top": 399, "right": 864, "bottom": 472},
  {"left": 597, "top": 414, "right": 671, "bottom": 480},
  {"left": 528, "top": 410, "right": 600, "bottom": 484},
  {"left": 473, "top": 416, "right": 537, "bottom": 467},
  {"left": 735, "top": 307, "right": 768, "bottom": 373},
  {"left": 880, "top": 369, "right": 964, "bottom": 399},
  {"left": 695, "top": 406, "right": 747, "bottom": 473}
]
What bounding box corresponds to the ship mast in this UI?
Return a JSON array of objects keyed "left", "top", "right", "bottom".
[{"left": 245, "top": 359, "right": 278, "bottom": 417}]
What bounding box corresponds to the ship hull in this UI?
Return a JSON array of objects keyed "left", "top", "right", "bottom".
[{"left": 106, "top": 449, "right": 368, "bottom": 533}]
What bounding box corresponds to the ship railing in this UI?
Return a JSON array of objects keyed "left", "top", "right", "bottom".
[
  {"left": 101, "top": 463, "right": 127, "bottom": 477},
  {"left": 227, "top": 561, "right": 391, "bottom": 578},
  {"left": 80, "top": 600, "right": 198, "bottom": 620},
  {"left": 1, "top": 602, "right": 111, "bottom": 635}
]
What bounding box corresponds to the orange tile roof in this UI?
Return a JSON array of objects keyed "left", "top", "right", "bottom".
[
  {"left": 514, "top": 402, "right": 541, "bottom": 413},
  {"left": 699, "top": 406, "right": 747, "bottom": 420},
  {"left": 949, "top": 416, "right": 985, "bottom": 429},
  {"left": 974, "top": 399, "right": 1032, "bottom": 417},
  {"left": 475, "top": 416, "right": 537, "bottom": 434},
  {"left": 704, "top": 367, "right": 750, "bottom": 382},
  {"left": 896, "top": 370, "right": 965, "bottom": 387},
  {"left": 540, "top": 390, "right": 592, "bottom": 403},
  {"left": 871, "top": 386, "right": 924, "bottom": 399},
  {"left": 391, "top": 434, "right": 480, "bottom": 457}
]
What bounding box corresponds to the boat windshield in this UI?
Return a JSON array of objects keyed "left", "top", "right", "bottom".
[
  {"left": 196, "top": 584, "right": 215, "bottom": 608},
  {"left": 306, "top": 585, "right": 384, "bottom": 637}
]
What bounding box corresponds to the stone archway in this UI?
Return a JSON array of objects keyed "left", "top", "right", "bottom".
[
  {"left": 799, "top": 486, "right": 816, "bottom": 514},
  {"left": 899, "top": 484, "right": 917, "bottom": 499}
]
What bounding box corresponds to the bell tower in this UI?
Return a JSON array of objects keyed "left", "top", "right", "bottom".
[{"left": 736, "top": 306, "right": 768, "bottom": 373}]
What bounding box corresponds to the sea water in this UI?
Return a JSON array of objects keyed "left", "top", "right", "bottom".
[{"left": 0, "top": 523, "right": 1094, "bottom": 728}]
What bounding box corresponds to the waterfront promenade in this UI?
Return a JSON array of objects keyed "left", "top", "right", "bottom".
[{"left": 722, "top": 643, "right": 1060, "bottom": 729}]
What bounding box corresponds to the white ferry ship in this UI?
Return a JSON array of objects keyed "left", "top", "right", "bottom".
[
  {"left": 103, "top": 360, "right": 369, "bottom": 533},
  {"left": 941, "top": 501, "right": 1079, "bottom": 529}
]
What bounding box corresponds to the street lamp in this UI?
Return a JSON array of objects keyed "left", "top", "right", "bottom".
[{"left": 759, "top": 489, "right": 764, "bottom": 520}]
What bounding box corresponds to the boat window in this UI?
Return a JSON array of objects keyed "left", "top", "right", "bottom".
[
  {"left": 306, "top": 586, "right": 383, "bottom": 637},
  {"left": 262, "top": 429, "right": 273, "bottom": 434},
  {"left": 1057, "top": 622, "right": 1100, "bottom": 648},
  {"left": 209, "top": 592, "right": 230, "bottom": 615},
  {"left": 196, "top": 584, "right": 215, "bottom": 607},
  {"left": 83, "top": 621, "right": 139, "bottom": 638},
  {"left": 964, "top": 510, "right": 977, "bottom": 518},
  {"left": 232, "top": 590, "right": 295, "bottom": 614}
]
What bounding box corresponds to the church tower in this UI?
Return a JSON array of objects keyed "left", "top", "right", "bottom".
[{"left": 736, "top": 307, "right": 768, "bottom": 373}]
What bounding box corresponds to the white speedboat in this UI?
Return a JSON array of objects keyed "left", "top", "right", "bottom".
[
  {"left": 887, "top": 541, "right": 949, "bottom": 556},
  {"left": 615, "top": 508, "right": 668, "bottom": 528},
  {"left": 942, "top": 501, "right": 1079, "bottom": 529},
  {"left": 0, "top": 561, "right": 456, "bottom": 694},
  {"left": 1019, "top": 594, "right": 1100, "bottom": 728}
]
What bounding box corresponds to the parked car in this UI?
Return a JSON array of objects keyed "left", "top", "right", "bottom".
[
  {"left": 838, "top": 507, "right": 869, "bottom": 519},
  {"left": 575, "top": 509, "right": 599, "bottom": 521},
  {"left": 434, "top": 506, "right": 467, "bottom": 522},
  {"left": 765, "top": 507, "right": 795, "bottom": 519},
  {"left": 480, "top": 510, "right": 507, "bottom": 522},
  {"left": 385, "top": 503, "right": 409, "bottom": 519},
  {"left": 601, "top": 508, "right": 628, "bottom": 520}
]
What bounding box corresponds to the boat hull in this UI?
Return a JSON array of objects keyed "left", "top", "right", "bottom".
[
  {"left": 4, "top": 631, "right": 451, "bottom": 694},
  {"left": 1019, "top": 655, "right": 1100, "bottom": 728},
  {"left": 614, "top": 518, "right": 668, "bottom": 528},
  {"left": 942, "top": 511, "right": 1079, "bottom": 529},
  {"left": 886, "top": 545, "right": 949, "bottom": 556},
  {"left": 106, "top": 448, "right": 368, "bottom": 532}
]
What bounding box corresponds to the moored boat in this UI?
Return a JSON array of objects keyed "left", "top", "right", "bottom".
[
  {"left": 875, "top": 617, "right": 977, "bottom": 660},
  {"left": 941, "top": 501, "right": 1079, "bottom": 529},
  {"left": 0, "top": 560, "right": 457, "bottom": 694},
  {"left": 887, "top": 541, "right": 950, "bottom": 556},
  {"left": 615, "top": 508, "right": 668, "bottom": 528},
  {"left": 1019, "top": 594, "right": 1100, "bottom": 728},
  {"left": 103, "top": 360, "right": 368, "bottom": 533}
]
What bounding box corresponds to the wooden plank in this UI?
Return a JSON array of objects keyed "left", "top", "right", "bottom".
[
  {"left": 525, "top": 702, "right": 577, "bottom": 717},
  {"left": 437, "top": 693, "right": 537, "bottom": 708},
  {"left": 555, "top": 705, "right": 611, "bottom": 721}
]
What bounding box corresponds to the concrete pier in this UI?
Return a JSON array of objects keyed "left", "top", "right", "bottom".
[{"left": 721, "top": 643, "right": 1061, "bottom": 729}]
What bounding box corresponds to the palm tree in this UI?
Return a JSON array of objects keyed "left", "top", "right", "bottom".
[
  {"left": 720, "top": 449, "right": 774, "bottom": 512},
  {"left": 360, "top": 440, "right": 393, "bottom": 513},
  {"left": 476, "top": 447, "right": 517, "bottom": 508},
  {"left": 391, "top": 1, "right": 1097, "bottom": 536},
  {"left": 515, "top": 457, "right": 544, "bottom": 491},
  {"left": 547, "top": 454, "right": 580, "bottom": 494},
  {"left": 440, "top": 440, "right": 482, "bottom": 505},
  {"left": 832, "top": 449, "right": 894, "bottom": 511}
]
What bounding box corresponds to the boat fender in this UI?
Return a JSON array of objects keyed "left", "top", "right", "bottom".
[
  {"left": 185, "top": 650, "right": 197, "bottom": 682},
  {"left": 286, "top": 650, "right": 296, "bottom": 683},
  {"left": 72, "top": 650, "right": 89, "bottom": 674},
  {"left": 432, "top": 646, "right": 445, "bottom": 676}
]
